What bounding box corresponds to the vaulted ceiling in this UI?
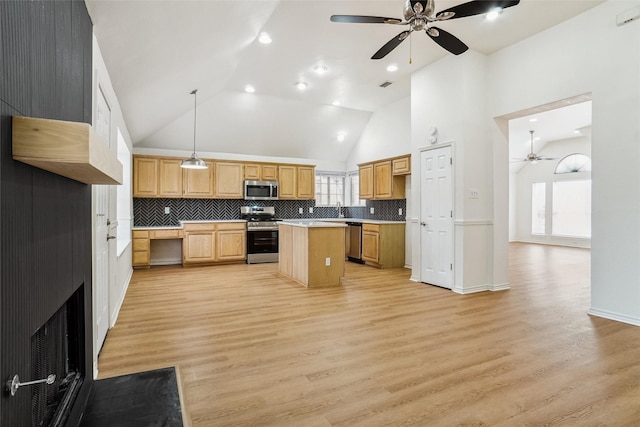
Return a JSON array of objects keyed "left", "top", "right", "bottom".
[{"left": 85, "top": 0, "right": 604, "bottom": 163}]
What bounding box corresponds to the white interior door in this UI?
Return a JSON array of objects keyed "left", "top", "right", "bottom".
[
  {"left": 94, "top": 86, "right": 112, "bottom": 355},
  {"left": 420, "top": 146, "right": 453, "bottom": 288}
]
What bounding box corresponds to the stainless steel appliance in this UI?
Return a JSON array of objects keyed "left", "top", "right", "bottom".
[
  {"left": 241, "top": 206, "right": 280, "bottom": 264},
  {"left": 244, "top": 180, "right": 279, "bottom": 201},
  {"left": 346, "top": 222, "right": 364, "bottom": 264}
]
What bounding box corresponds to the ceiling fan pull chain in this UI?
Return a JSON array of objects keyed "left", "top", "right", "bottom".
[{"left": 410, "top": 31, "right": 413, "bottom": 64}]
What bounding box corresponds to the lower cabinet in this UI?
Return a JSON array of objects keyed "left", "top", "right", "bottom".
[
  {"left": 183, "top": 223, "right": 216, "bottom": 265},
  {"left": 216, "top": 223, "right": 247, "bottom": 262},
  {"left": 183, "top": 222, "right": 246, "bottom": 266},
  {"left": 132, "top": 228, "right": 184, "bottom": 268},
  {"left": 361, "top": 223, "right": 405, "bottom": 268}
]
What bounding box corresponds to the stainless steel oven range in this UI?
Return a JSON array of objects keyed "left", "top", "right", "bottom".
[{"left": 241, "top": 206, "right": 280, "bottom": 264}]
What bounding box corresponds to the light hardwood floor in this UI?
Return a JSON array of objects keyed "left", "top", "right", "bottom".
[{"left": 97, "top": 243, "right": 640, "bottom": 426}]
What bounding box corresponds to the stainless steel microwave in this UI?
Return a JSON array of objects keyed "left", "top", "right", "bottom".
[{"left": 244, "top": 180, "right": 279, "bottom": 200}]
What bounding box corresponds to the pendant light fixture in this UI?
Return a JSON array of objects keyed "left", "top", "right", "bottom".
[{"left": 180, "top": 89, "right": 207, "bottom": 169}]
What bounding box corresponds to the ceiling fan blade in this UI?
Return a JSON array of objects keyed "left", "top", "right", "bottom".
[
  {"left": 330, "top": 15, "right": 402, "bottom": 24},
  {"left": 426, "top": 27, "right": 468, "bottom": 55},
  {"left": 372, "top": 30, "right": 411, "bottom": 59},
  {"left": 536, "top": 157, "right": 558, "bottom": 161},
  {"left": 436, "top": 0, "right": 520, "bottom": 20}
]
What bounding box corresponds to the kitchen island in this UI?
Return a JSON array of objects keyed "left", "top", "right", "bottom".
[{"left": 278, "top": 221, "right": 347, "bottom": 287}]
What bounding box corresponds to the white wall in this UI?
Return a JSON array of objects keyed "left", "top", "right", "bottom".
[
  {"left": 92, "top": 34, "right": 135, "bottom": 373},
  {"left": 488, "top": 0, "right": 640, "bottom": 325},
  {"left": 410, "top": 1, "right": 640, "bottom": 320},
  {"left": 512, "top": 136, "right": 591, "bottom": 247},
  {"left": 345, "top": 96, "right": 411, "bottom": 171}
]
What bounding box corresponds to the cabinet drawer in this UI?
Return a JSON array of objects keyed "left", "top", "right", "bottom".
[
  {"left": 183, "top": 223, "right": 216, "bottom": 232},
  {"left": 392, "top": 156, "right": 411, "bottom": 175},
  {"left": 217, "top": 222, "right": 246, "bottom": 231},
  {"left": 132, "top": 230, "right": 149, "bottom": 238},
  {"left": 151, "top": 229, "right": 183, "bottom": 239},
  {"left": 132, "top": 238, "right": 150, "bottom": 252},
  {"left": 362, "top": 223, "right": 380, "bottom": 232},
  {"left": 132, "top": 250, "right": 150, "bottom": 265}
]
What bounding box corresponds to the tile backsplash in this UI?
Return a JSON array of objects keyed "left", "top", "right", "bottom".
[{"left": 133, "top": 198, "right": 406, "bottom": 227}]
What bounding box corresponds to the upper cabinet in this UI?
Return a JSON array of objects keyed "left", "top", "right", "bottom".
[
  {"left": 244, "top": 163, "right": 279, "bottom": 181},
  {"left": 279, "top": 165, "right": 315, "bottom": 199},
  {"left": 359, "top": 154, "right": 410, "bottom": 200},
  {"left": 183, "top": 160, "right": 215, "bottom": 198},
  {"left": 158, "top": 158, "right": 183, "bottom": 197},
  {"left": 133, "top": 156, "right": 158, "bottom": 197},
  {"left": 215, "top": 162, "right": 244, "bottom": 198},
  {"left": 132, "top": 155, "right": 314, "bottom": 200}
]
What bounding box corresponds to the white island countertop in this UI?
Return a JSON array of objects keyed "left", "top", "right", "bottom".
[{"left": 279, "top": 221, "right": 347, "bottom": 228}]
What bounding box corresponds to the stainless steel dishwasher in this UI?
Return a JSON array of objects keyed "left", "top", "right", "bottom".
[{"left": 346, "top": 222, "right": 365, "bottom": 264}]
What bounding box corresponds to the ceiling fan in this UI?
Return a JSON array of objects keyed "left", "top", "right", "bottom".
[
  {"left": 512, "top": 130, "right": 557, "bottom": 164},
  {"left": 330, "top": 0, "right": 520, "bottom": 59}
]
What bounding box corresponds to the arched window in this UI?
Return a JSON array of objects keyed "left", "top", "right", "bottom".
[{"left": 555, "top": 153, "right": 591, "bottom": 174}]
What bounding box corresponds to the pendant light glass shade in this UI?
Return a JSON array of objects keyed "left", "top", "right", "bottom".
[{"left": 181, "top": 89, "right": 208, "bottom": 170}]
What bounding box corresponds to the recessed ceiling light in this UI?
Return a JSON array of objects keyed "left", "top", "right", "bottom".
[
  {"left": 332, "top": 100, "right": 341, "bottom": 106},
  {"left": 313, "top": 65, "right": 328, "bottom": 74},
  {"left": 244, "top": 85, "right": 255, "bottom": 93},
  {"left": 486, "top": 8, "right": 502, "bottom": 20},
  {"left": 534, "top": 137, "right": 541, "bottom": 141},
  {"left": 386, "top": 64, "right": 398, "bottom": 72},
  {"left": 258, "top": 32, "right": 272, "bottom": 44},
  {"left": 296, "top": 81, "right": 308, "bottom": 91},
  {"left": 574, "top": 130, "right": 581, "bottom": 134},
  {"left": 529, "top": 118, "right": 538, "bottom": 122},
  {"left": 337, "top": 132, "right": 346, "bottom": 142}
]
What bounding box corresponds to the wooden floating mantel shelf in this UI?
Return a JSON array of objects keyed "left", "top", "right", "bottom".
[{"left": 12, "top": 116, "right": 123, "bottom": 185}]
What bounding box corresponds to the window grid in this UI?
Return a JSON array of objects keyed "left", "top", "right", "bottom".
[{"left": 315, "top": 173, "right": 345, "bottom": 207}]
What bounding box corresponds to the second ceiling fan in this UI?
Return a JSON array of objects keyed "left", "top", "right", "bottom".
[{"left": 330, "top": 0, "right": 520, "bottom": 59}]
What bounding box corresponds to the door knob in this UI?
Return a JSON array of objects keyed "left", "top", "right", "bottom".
[
  {"left": 107, "top": 235, "right": 116, "bottom": 240},
  {"left": 420, "top": 222, "right": 426, "bottom": 226}
]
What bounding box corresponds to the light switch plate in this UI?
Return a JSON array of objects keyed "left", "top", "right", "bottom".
[
  {"left": 298, "top": 207, "right": 303, "bottom": 214},
  {"left": 370, "top": 207, "right": 375, "bottom": 214},
  {"left": 325, "top": 257, "right": 330, "bottom": 266},
  {"left": 164, "top": 207, "right": 170, "bottom": 214},
  {"left": 309, "top": 207, "right": 314, "bottom": 213}
]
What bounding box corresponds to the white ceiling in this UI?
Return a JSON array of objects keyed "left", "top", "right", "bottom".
[{"left": 85, "top": 0, "right": 604, "bottom": 163}]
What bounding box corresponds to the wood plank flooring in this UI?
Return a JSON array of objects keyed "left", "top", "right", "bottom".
[{"left": 97, "top": 243, "right": 640, "bottom": 426}]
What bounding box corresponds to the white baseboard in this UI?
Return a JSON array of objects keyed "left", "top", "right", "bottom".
[
  {"left": 452, "top": 283, "right": 510, "bottom": 294},
  {"left": 588, "top": 307, "right": 640, "bottom": 327},
  {"left": 110, "top": 267, "right": 133, "bottom": 328}
]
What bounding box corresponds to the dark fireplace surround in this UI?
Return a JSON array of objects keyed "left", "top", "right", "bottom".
[{"left": 1, "top": 1, "right": 94, "bottom": 426}]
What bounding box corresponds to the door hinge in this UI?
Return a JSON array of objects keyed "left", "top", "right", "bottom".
[
  {"left": 450, "top": 211, "right": 452, "bottom": 218},
  {"left": 450, "top": 263, "right": 453, "bottom": 270},
  {"left": 449, "top": 157, "right": 452, "bottom": 165}
]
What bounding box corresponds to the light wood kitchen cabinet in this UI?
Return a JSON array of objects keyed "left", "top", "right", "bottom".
[
  {"left": 132, "top": 230, "right": 151, "bottom": 267},
  {"left": 133, "top": 156, "right": 158, "bottom": 197},
  {"left": 216, "top": 222, "right": 246, "bottom": 261},
  {"left": 392, "top": 155, "right": 411, "bottom": 175},
  {"left": 359, "top": 163, "right": 374, "bottom": 200},
  {"left": 183, "top": 160, "right": 215, "bottom": 198},
  {"left": 361, "top": 222, "right": 405, "bottom": 268},
  {"left": 215, "top": 162, "right": 244, "bottom": 198},
  {"left": 132, "top": 228, "right": 184, "bottom": 268},
  {"left": 278, "top": 165, "right": 315, "bottom": 199},
  {"left": 297, "top": 166, "right": 315, "bottom": 199},
  {"left": 244, "top": 163, "right": 279, "bottom": 181},
  {"left": 158, "top": 158, "right": 183, "bottom": 197},
  {"left": 261, "top": 164, "right": 278, "bottom": 181},
  {"left": 183, "top": 223, "right": 216, "bottom": 265},
  {"left": 278, "top": 165, "right": 297, "bottom": 199},
  {"left": 358, "top": 160, "right": 405, "bottom": 200}
]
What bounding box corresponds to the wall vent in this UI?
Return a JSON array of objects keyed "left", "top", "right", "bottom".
[{"left": 379, "top": 81, "right": 393, "bottom": 88}]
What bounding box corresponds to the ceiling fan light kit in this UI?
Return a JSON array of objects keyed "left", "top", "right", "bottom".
[
  {"left": 181, "top": 89, "right": 208, "bottom": 170},
  {"left": 330, "top": 0, "right": 520, "bottom": 59}
]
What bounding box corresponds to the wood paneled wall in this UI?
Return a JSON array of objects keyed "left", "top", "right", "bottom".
[{"left": 0, "top": 2, "right": 93, "bottom": 426}]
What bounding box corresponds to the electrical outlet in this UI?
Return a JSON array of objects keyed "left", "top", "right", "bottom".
[
  {"left": 164, "top": 207, "right": 170, "bottom": 214},
  {"left": 309, "top": 207, "right": 314, "bottom": 213},
  {"left": 370, "top": 207, "right": 375, "bottom": 214},
  {"left": 298, "top": 207, "right": 303, "bottom": 214},
  {"left": 399, "top": 208, "right": 403, "bottom": 216},
  {"left": 325, "top": 257, "right": 331, "bottom": 266}
]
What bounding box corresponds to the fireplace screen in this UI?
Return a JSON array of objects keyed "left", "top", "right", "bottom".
[{"left": 31, "top": 289, "right": 84, "bottom": 427}]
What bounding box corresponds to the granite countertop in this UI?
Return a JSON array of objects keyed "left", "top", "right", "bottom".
[
  {"left": 281, "top": 218, "right": 406, "bottom": 225},
  {"left": 132, "top": 220, "right": 247, "bottom": 230},
  {"left": 133, "top": 218, "right": 404, "bottom": 230},
  {"left": 279, "top": 221, "right": 348, "bottom": 228}
]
